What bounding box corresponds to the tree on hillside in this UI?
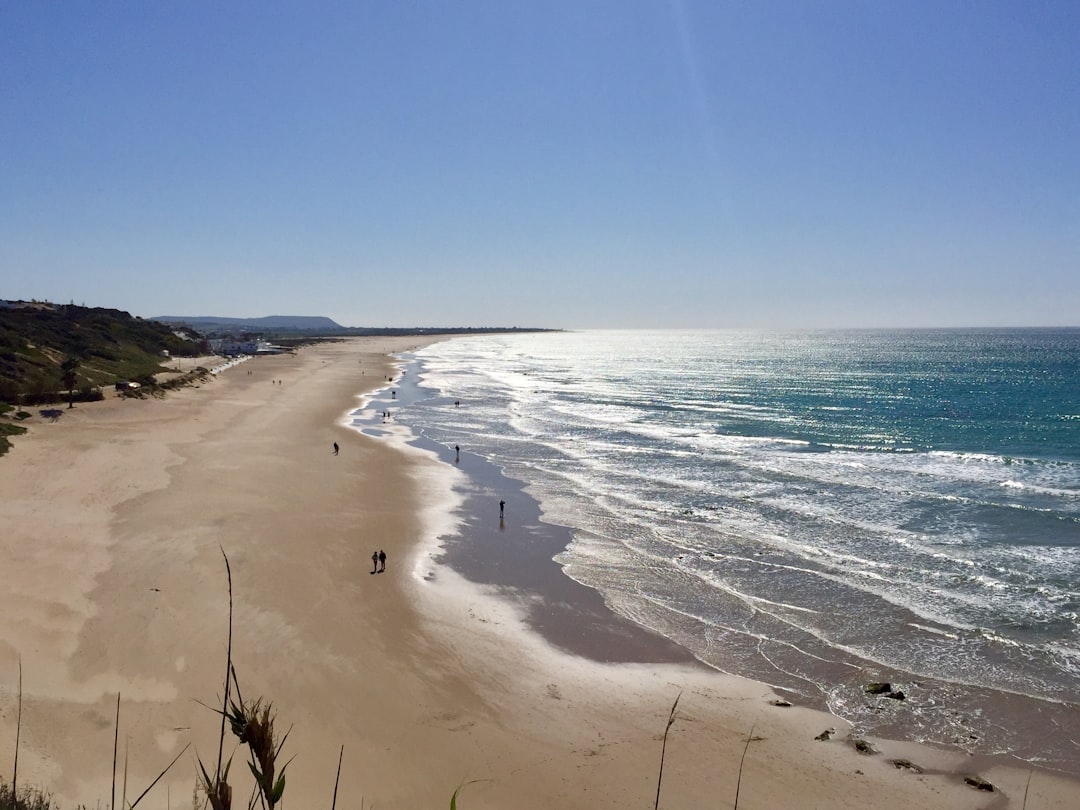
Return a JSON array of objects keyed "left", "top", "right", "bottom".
[{"left": 60, "top": 356, "right": 79, "bottom": 408}]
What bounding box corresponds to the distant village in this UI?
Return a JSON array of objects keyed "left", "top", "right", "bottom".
[{"left": 207, "top": 338, "right": 288, "bottom": 356}]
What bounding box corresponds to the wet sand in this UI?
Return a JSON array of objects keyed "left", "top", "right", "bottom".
[{"left": 0, "top": 337, "right": 1075, "bottom": 809}]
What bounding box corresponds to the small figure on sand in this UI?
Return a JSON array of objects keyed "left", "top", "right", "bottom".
[
  {"left": 333, "top": 442, "right": 339, "bottom": 456},
  {"left": 499, "top": 499, "right": 505, "bottom": 518},
  {"left": 371, "top": 551, "right": 379, "bottom": 574},
  {"left": 378, "top": 549, "right": 387, "bottom": 573},
  {"left": 455, "top": 444, "right": 460, "bottom": 462}
]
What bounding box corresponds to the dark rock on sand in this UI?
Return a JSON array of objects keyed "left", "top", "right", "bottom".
[
  {"left": 814, "top": 729, "right": 835, "bottom": 741},
  {"left": 884, "top": 690, "right": 907, "bottom": 701},
  {"left": 865, "top": 682, "right": 893, "bottom": 694},
  {"left": 891, "top": 759, "right": 923, "bottom": 773},
  {"left": 768, "top": 699, "right": 793, "bottom": 707},
  {"left": 964, "top": 775, "right": 995, "bottom": 792},
  {"left": 851, "top": 738, "right": 878, "bottom": 755}
]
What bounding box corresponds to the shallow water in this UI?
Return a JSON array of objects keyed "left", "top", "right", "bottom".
[{"left": 365, "top": 329, "right": 1080, "bottom": 774}]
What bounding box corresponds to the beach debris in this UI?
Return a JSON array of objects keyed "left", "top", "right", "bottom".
[
  {"left": 851, "top": 738, "right": 878, "bottom": 755},
  {"left": 884, "top": 689, "right": 907, "bottom": 701},
  {"left": 891, "top": 759, "right": 924, "bottom": 773},
  {"left": 964, "top": 774, "right": 995, "bottom": 792},
  {"left": 814, "top": 728, "right": 835, "bottom": 741},
  {"left": 768, "top": 699, "right": 792, "bottom": 707}
]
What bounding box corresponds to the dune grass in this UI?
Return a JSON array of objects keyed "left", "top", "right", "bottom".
[
  {"left": 196, "top": 550, "right": 293, "bottom": 810},
  {"left": 0, "top": 418, "right": 27, "bottom": 457},
  {"left": 0, "top": 784, "right": 52, "bottom": 810}
]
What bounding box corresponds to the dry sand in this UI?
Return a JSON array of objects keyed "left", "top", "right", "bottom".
[{"left": 0, "top": 337, "right": 1075, "bottom": 809}]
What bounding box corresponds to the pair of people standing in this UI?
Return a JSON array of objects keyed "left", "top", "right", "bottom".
[{"left": 371, "top": 549, "right": 386, "bottom": 574}]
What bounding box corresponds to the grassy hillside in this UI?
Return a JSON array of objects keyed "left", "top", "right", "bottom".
[{"left": 0, "top": 302, "right": 207, "bottom": 404}]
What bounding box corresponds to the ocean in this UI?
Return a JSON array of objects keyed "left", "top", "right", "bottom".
[{"left": 359, "top": 328, "right": 1080, "bottom": 773}]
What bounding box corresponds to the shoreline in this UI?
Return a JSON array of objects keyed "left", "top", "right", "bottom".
[
  {"left": 0, "top": 337, "right": 1075, "bottom": 809},
  {"left": 350, "top": 360, "right": 701, "bottom": 666},
  {"left": 386, "top": 338, "right": 1080, "bottom": 779},
  {"left": 356, "top": 345, "right": 1080, "bottom": 803}
]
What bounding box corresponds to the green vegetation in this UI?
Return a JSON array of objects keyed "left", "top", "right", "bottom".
[
  {"left": 0, "top": 302, "right": 207, "bottom": 405},
  {"left": 59, "top": 358, "right": 79, "bottom": 410},
  {"left": 0, "top": 404, "right": 27, "bottom": 457}
]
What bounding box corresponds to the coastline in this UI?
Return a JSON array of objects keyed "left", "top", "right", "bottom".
[
  {"left": 0, "top": 337, "right": 1075, "bottom": 809},
  {"left": 349, "top": 364, "right": 701, "bottom": 666}
]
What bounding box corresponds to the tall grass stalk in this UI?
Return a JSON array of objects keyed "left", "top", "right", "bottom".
[
  {"left": 732, "top": 720, "right": 758, "bottom": 810},
  {"left": 225, "top": 668, "right": 294, "bottom": 810},
  {"left": 448, "top": 780, "right": 484, "bottom": 810},
  {"left": 122, "top": 738, "right": 128, "bottom": 810},
  {"left": 12, "top": 658, "right": 21, "bottom": 809},
  {"left": 128, "top": 744, "right": 191, "bottom": 809},
  {"left": 111, "top": 694, "right": 120, "bottom": 810},
  {"left": 222, "top": 696, "right": 292, "bottom": 810},
  {"left": 195, "top": 548, "right": 236, "bottom": 810},
  {"left": 330, "top": 746, "right": 343, "bottom": 810},
  {"left": 653, "top": 692, "right": 681, "bottom": 810},
  {"left": 197, "top": 550, "right": 293, "bottom": 810},
  {"left": 216, "top": 548, "right": 234, "bottom": 785}
]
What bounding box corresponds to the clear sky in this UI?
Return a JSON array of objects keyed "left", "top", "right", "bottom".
[{"left": 2, "top": 1, "right": 1077, "bottom": 329}]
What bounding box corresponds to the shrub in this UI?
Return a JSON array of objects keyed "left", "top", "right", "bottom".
[{"left": 0, "top": 783, "right": 54, "bottom": 810}]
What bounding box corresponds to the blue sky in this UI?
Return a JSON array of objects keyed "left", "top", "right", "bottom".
[{"left": 2, "top": 1, "right": 1077, "bottom": 329}]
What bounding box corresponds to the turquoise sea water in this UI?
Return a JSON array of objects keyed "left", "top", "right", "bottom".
[{"left": 391, "top": 329, "right": 1080, "bottom": 772}]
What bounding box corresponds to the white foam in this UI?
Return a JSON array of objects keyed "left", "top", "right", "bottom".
[
  {"left": 339, "top": 359, "right": 467, "bottom": 579},
  {"left": 907, "top": 622, "right": 960, "bottom": 640},
  {"left": 403, "top": 330, "right": 1080, "bottom": 733}
]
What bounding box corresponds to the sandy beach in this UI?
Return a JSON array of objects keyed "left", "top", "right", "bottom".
[{"left": 0, "top": 337, "right": 1075, "bottom": 810}]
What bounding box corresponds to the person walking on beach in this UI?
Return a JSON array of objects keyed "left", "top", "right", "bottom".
[
  {"left": 333, "top": 442, "right": 339, "bottom": 456},
  {"left": 378, "top": 549, "right": 387, "bottom": 573},
  {"left": 499, "top": 499, "right": 505, "bottom": 518},
  {"left": 371, "top": 551, "right": 379, "bottom": 574}
]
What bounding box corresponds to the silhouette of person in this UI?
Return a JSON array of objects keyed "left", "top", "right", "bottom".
[
  {"left": 333, "top": 442, "right": 339, "bottom": 456},
  {"left": 378, "top": 550, "right": 386, "bottom": 573},
  {"left": 371, "top": 551, "right": 378, "bottom": 574},
  {"left": 499, "top": 499, "right": 505, "bottom": 518}
]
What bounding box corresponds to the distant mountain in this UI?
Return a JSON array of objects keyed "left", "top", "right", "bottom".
[
  {"left": 153, "top": 315, "right": 343, "bottom": 332},
  {"left": 150, "top": 315, "right": 557, "bottom": 338}
]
